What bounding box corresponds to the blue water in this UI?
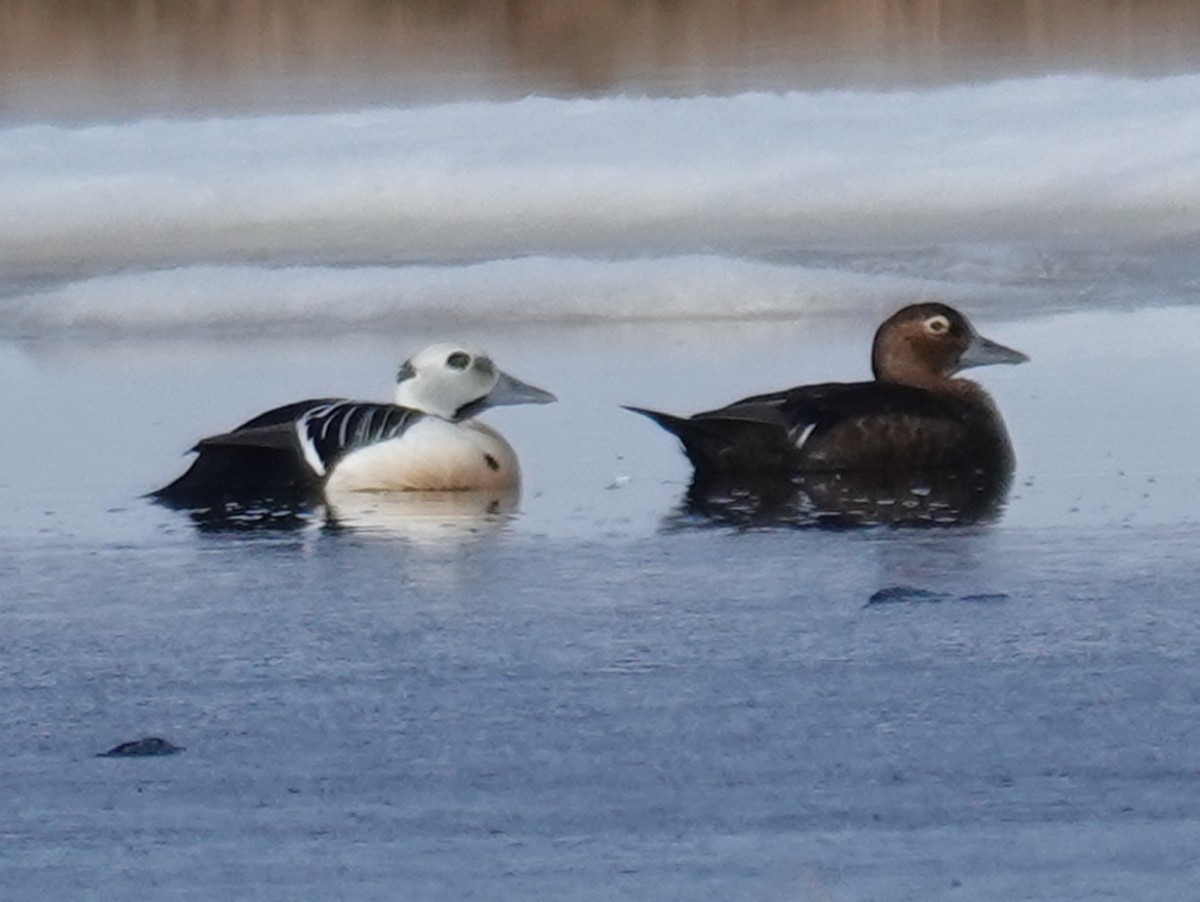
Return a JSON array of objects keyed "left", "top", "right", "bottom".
[{"left": 3, "top": 515, "right": 1200, "bottom": 899}]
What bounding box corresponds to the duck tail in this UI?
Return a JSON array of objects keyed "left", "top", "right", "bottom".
[
  {"left": 622, "top": 405, "right": 736, "bottom": 472},
  {"left": 621, "top": 405, "right": 694, "bottom": 438},
  {"left": 623, "top": 405, "right": 795, "bottom": 478}
]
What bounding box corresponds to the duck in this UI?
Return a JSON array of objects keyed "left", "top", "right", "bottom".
[
  {"left": 153, "top": 343, "right": 556, "bottom": 505},
  {"left": 626, "top": 303, "right": 1028, "bottom": 482}
]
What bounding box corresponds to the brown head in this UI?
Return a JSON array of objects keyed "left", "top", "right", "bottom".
[{"left": 870, "top": 303, "right": 1028, "bottom": 387}]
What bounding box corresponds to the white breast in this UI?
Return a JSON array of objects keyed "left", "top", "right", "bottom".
[{"left": 322, "top": 418, "right": 521, "bottom": 493}]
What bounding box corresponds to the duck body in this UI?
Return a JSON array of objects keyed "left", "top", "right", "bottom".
[
  {"left": 631, "top": 376, "right": 1012, "bottom": 478},
  {"left": 153, "top": 345, "right": 554, "bottom": 506},
  {"left": 323, "top": 417, "right": 520, "bottom": 493},
  {"left": 628, "top": 303, "right": 1027, "bottom": 485}
]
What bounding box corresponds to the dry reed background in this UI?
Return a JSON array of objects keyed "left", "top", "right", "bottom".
[{"left": 1, "top": 0, "right": 1198, "bottom": 117}]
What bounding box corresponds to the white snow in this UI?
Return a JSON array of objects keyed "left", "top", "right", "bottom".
[{"left": 3, "top": 75, "right": 1200, "bottom": 332}]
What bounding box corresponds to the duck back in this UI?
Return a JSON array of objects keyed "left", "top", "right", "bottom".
[{"left": 629, "top": 379, "right": 1013, "bottom": 479}]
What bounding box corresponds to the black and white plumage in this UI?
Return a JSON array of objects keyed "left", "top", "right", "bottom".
[
  {"left": 153, "top": 344, "right": 556, "bottom": 506},
  {"left": 288, "top": 400, "right": 421, "bottom": 477}
]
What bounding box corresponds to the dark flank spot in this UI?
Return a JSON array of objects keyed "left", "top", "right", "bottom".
[
  {"left": 97, "top": 736, "right": 185, "bottom": 758},
  {"left": 484, "top": 453, "right": 500, "bottom": 471}
]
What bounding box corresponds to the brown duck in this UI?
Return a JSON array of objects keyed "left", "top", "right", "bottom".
[{"left": 626, "top": 303, "right": 1028, "bottom": 481}]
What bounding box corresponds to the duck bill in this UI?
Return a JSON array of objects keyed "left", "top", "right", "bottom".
[
  {"left": 959, "top": 333, "right": 1030, "bottom": 369},
  {"left": 482, "top": 371, "right": 557, "bottom": 408}
]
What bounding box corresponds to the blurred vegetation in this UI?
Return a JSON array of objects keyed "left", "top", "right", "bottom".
[{"left": 2, "top": 1, "right": 1197, "bottom": 117}]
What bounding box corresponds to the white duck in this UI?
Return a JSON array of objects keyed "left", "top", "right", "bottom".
[{"left": 153, "top": 344, "right": 555, "bottom": 505}]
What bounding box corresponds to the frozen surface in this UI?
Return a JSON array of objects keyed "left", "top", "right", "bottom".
[
  {"left": 3, "top": 305, "right": 1200, "bottom": 899},
  {"left": 3, "top": 76, "right": 1200, "bottom": 333},
  {"left": 3, "top": 518, "right": 1200, "bottom": 900}
]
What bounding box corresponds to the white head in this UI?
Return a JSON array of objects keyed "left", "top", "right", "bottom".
[{"left": 393, "top": 343, "right": 556, "bottom": 421}]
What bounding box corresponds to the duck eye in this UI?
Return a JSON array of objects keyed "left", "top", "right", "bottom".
[
  {"left": 925, "top": 315, "right": 951, "bottom": 335},
  {"left": 446, "top": 351, "right": 471, "bottom": 370}
]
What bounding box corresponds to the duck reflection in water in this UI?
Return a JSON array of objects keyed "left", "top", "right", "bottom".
[
  {"left": 175, "top": 486, "right": 518, "bottom": 541},
  {"left": 628, "top": 303, "right": 1028, "bottom": 528},
  {"left": 677, "top": 467, "right": 1012, "bottom": 529}
]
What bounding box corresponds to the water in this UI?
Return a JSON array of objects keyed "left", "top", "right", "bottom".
[
  {"left": 2, "top": 5, "right": 1200, "bottom": 899},
  {"left": 4, "top": 525, "right": 1199, "bottom": 900}
]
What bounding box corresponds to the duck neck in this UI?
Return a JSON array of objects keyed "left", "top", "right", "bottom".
[
  {"left": 393, "top": 381, "right": 455, "bottom": 420},
  {"left": 938, "top": 375, "right": 998, "bottom": 412},
  {"left": 878, "top": 362, "right": 1008, "bottom": 434},
  {"left": 882, "top": 365, "right": 1003, "bottom": 413},
  {"left": 873, "top": 355, "right": 952, "bottom": 392},
  {"left": 872, "top": 330, "right": 948, "bottom": 389}
]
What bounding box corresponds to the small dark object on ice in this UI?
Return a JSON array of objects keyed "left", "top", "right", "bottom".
[
  {"left": 959, "top": 592, "right": 1010, "bottom": 603},
  {"left": 97, "top": 737, "right": 185, "bottom": 758},
  {"left": 867, "top": 585, "right": 1010, "bottom": 606},
  {"left": 868, "top": 585, "right": 950, "bottom": 605}
]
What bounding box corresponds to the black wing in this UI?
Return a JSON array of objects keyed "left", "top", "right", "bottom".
[
  {"left": 697, "top": 381, "right": 967, "bottom": 434},
  {"left": 152, "top": 399, "right": 422, "bottom": 506},
  {"left": 231, "top": 398, "right": 346, "bottom": 431},
  {"left": 293, "top": 401, "right": 422, "bottom": 475},
  {"left": 630, "top": 381, "right": 983, "bottom": 477}
]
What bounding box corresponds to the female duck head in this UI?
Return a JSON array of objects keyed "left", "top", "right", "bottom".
[
  {"left": 393, "top": 344, "right": 557, "bottom": 420},
  {"left": 870, "top": 303, "right": 1028, "bottom": 386}
]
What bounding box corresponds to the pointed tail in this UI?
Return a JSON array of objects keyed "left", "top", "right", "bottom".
[
  {"left": 623, "top": 404, "right": 793, "bottom": 478},
  {"left": 621, "top": 405, "right": 697, "bottom": 439}
]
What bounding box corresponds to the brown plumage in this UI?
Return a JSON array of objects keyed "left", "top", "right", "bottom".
[{"left": 626, "top": 303, "right": 1028, "bottom": 481}]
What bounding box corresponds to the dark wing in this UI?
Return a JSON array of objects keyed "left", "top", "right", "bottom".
[
  {"left": 152, "top": 399, "right": 421, "bottom": 506},
  {"left": 700, "top": 381, "right": 965, "bottom": 431},
  {"left": 742, "top": 382, "right": 988, "bottom": 471},
  {"left": 699, "top": 381, "right": 981, "bottom": 471},
  {"left": 630, "top": 381, "right": 983, "bottom": 477},
  {"left": 292, "top": 401, "right": 422, "bottom": 475},
  {"left": 184, "top": 398, "right": 349, "bottom": 458},
  {"left": 231, "top": 398, "right": 346, "bottom": 431}
]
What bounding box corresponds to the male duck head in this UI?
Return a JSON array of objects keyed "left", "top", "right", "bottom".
[
  {"left": 393, "top": 343, "right": 556, "bottom": 421},
  {"left": 871, "top": 302, "right": 1029, "bottom": 387}
]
